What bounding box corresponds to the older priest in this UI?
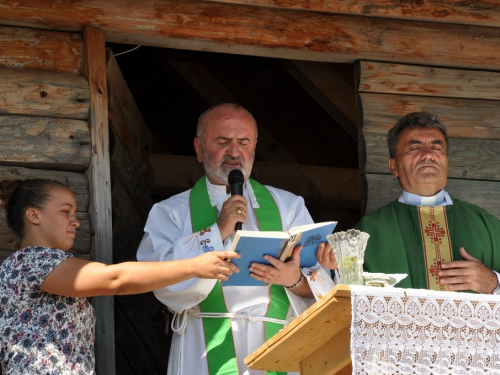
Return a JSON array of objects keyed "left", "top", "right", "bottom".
[
  {"left": 355, "top": 112, "right": 500, "bottom": 294},
  {"left": 137, "top": 103, "right": 331, "bottom": 375}
]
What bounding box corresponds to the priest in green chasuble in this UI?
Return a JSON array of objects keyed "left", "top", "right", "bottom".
[{"left": 355, "top": 112, "right": 500, "bottom": 294}]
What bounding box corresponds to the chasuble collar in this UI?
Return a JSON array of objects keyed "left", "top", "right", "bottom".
[{"left": 398, "top": 189, "right": 453, "bottom": 206}]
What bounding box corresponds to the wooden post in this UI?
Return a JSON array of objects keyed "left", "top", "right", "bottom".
[{"left": 84, "top": 26, "right": 115, "bottom": 375}]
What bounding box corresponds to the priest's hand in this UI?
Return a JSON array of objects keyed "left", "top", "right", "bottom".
[
  {"left": 316, "top": 242, "right": 337, "bottom": 270},
  {"left": 217, "top": 195, "right": 248, "bottom": 241},
  {"left": 249, "top": 245, "right": 313, "bottom": 297},
  {"left": 438, "top": 247, "right": 499, "bottom": 293}
]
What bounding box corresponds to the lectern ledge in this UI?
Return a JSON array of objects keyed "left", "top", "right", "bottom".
[{"left": 245, "top": 285, "right": 352, "bottom": 375}]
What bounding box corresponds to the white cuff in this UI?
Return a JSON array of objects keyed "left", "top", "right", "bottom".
[{"left": 492, "top": 270, "right": 500, "bottom": 295}]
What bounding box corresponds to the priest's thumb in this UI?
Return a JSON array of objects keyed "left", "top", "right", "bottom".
[{"left": 459, "top": 246, "right": 479, "bottom": 262}]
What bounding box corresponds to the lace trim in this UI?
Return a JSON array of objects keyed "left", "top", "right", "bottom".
[
  {"left": 245, "top": 180, "right": 259, "bottom": 208},
  {"left": 350, "top": 286, "right": 500, "bottom": 374},
  {"left": 205, "top": 177, "right": 260, "bottom": 208},
  {"left": 205, "top": 176, "right": 217, "bottom": 207}
]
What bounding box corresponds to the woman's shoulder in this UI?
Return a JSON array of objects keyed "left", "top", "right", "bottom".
[
  {"left": 2, "top": 246, "right": 73, "bottom": 274},
  {"left": 17, "top": 245, "right": 72, "bottom": 259}
]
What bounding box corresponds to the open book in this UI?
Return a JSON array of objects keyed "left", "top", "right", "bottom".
[{"left": 223, "top": 221, "right": 337, "bottom": 286}]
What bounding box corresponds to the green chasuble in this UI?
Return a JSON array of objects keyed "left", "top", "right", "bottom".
[
  {"left": 355, "top": 197, "right": 500, "bottom": 290},
  {"left": 191, "top": 176, "right": 289, "bottom": 375}
]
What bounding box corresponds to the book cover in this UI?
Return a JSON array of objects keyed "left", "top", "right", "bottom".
[
  {"left": 223, "top": 221, "right": 337, "bottom": 286},
  {"left": 223, "top": 231, "right": 289, "bottom": 286},
  {"left": 280, "top": 221, "right": 338, "bottom": 267}
]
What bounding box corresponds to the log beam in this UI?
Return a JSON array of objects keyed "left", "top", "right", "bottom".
[
  {"left": 0, "top": 67, "right": 89, "bottom": 119},
  {"left": 356, "top": 61, "right": 500, "bottom": 100},
  {"left": 0, "top": 1, "right": 499, "bottom": 70},
  {"left": 358, "top": 92, "right": 500, "bottom": 140},
  {"left": 0, "top": 116, "right": 91, "bottom": 169},
  {"left": 204, "top": 0, "right": 500, "bottom": 28},
  {"left": 363, "top": 174, "right": 500, "bottom": 219},
  {"left": 364, "top": 133, "right": 500, "bottom": 181},
  {"left": 150, "top": 154, "right": 360, "bottom": 202},
  {"left": 0, "top": 166, "right": 91, "bottom": 255},
  {"left": 0, "top": 25, "right": 84, "bottom": 74}
]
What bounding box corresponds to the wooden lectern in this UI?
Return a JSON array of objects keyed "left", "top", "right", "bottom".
[{"left": 245, "top": 285, "right": 352, "bottom": 375}]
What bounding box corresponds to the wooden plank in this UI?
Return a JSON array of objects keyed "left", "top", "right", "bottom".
[
  {"left": 356, "top": 61, "right": 500, "bottom": 100},
  {"left": 363, "top": 173, "right": 500, "bottom": 219},
  {"left": 0, "top": 166, "right": 91, "bottom": 255},
  {"left": 1, "top": 1, "right": 500, "bottom": 70},
  {"left": 114, "top": 302, "right": 160, "bottom": 375},
  {"left": 358, "top": 92, "right": 500, "bottom": 140},
  {"left": 110, "top": 127, "right": 154, "bottom": 223},
  {"left": 111, "top": 173, "right": 147, "bottom": 264},
  {"left": 0, "top": 67, "right": 89, "bottom": 119},
  {"left": 281, "top": 59, "right": 357, "bottom": 141},
  {"left": 159, "top": 49, "right": 298, "bottom": 163},
  {"left": 150, "top": 154, "right": 360, "bottom": 202},
  {"left": 149, "top": 154, "right": 205, "bottom": 194},
  {"left": 0, "top": 26, "right": 84, "bottom": 74},
  {"left": 106, "top": 49, "right": 155, "bottom": 191},
  {"left": 84, "top": 26, "right": 115, "bottom": 375},
  {"left": 363, "top": 133, "right": 500, "bottom": 181},
  {"left": 0, "top": 115, "right": 91, "bottom": 169},
  {"left": 0, "top": 164, "right": 92, "bottom": 255},
  {"left": 0, "top": 165, "right": 89, "bottom": 210},
  {"left": 111, "top": 175, "right": 169, "bottom": 370},
  {"left": 111, "top": 176, "right": 170, "bottom": 372},
  {"left": 301, "top": 327, "right": 351, "bottom": 375},
  {"left": 0, "top": 212, "right": 91, "bottom": 255},
  {"left": 115, "top": 346, "right": 132, "bottom": 375},
  {"left": 246, "top": 285, "right": 352, "bottom": 372},
  {"left": 204, "top": 0, "right": 500, "bottom": 28}
]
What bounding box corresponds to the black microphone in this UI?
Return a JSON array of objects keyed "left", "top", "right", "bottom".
[{"left": 228, "top": 169, "right": 244, "bottom": 232}]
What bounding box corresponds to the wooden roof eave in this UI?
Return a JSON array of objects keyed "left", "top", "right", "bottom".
[{"left": 205, "top": 0, "right": 500, "bottom": 29}]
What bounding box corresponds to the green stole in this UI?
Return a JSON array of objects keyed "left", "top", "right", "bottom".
[{"left": 190, "top": 176, "right": 289, "bottom": 375}]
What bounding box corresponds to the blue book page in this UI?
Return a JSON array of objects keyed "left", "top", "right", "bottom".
[
  {"left": 223, "top": 232, "right": 288, "bottom": 287},
  {"left": 289, "top": 221, "right": 337, "bottom": 268}
]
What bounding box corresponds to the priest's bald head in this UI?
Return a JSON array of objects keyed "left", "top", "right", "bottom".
[
  {"left": 387, "top": 112, "right": 449, "bottom": 197},
  {"left": 194, "top": 103, "right": 258, "bottom": 186}
]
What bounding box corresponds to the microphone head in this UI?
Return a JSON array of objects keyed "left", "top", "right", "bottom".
[{"left": 228, "top": 169, "right": 244, "bottom": 185}]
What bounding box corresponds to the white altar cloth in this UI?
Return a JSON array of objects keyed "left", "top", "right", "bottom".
[{"left": 350, "top": 285, "right": 500, "bottom": 374}]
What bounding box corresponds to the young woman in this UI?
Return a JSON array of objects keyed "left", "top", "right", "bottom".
[{"left": 0, "top": 178, "right": 240, "bottom": 374}]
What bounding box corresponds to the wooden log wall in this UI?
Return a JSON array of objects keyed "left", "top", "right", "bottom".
[
  {"left": 0, "top": 24, "right": 171, "bottom": 374},
  {"left": 106, "top": 50, "right": 167, "bottom": 374},
  {"left": 0, "top": 26, "right": 91, "bottom": 262},
  {"left": 0, "top": 25, "right": 160, "bottom": 374},
  {"left": 355, "top": 60, "right": 500, "bottom": 218}
]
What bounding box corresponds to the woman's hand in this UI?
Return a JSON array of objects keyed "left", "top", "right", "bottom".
[{"left": 190, "top": 251, "right": 241, "bottom": 281}]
